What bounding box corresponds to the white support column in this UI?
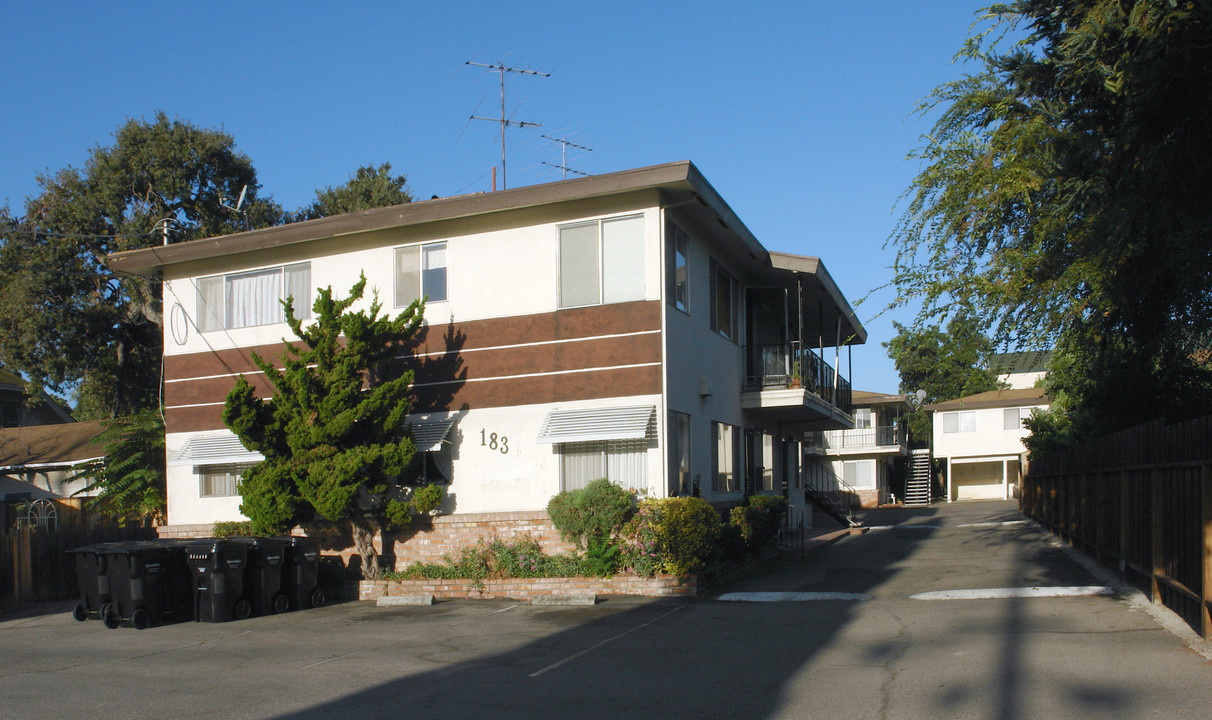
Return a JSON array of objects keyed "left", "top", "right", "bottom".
[
  {"left": 947, "top": 456, "right": 953, "bottom": 503},
  {"left": 1003, "top": 459, "right": 1009, "bottom": 500}
]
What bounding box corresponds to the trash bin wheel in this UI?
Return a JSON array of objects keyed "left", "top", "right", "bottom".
[
  {"left": 234, "top": 598, "right": 252, "bottom": 620},
  {"left": 131, "top": 608, "right": 150, "bottom": 630},
  {"left": 101, "top": 605, "right": 120, "bottom": 630},
  {"left": 309, "top": 587, "right": 326, "bottom": 609},
  {"left": 72, "top": 604, "right": 89, "bottom": 622},
  {"left": 272, "top": 593, "right": 290, "bottom": 614}
]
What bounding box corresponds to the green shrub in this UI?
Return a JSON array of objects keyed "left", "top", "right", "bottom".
[
  {"left": 384, "top": 536, "right": 600, "bottom": 582},
  {"left": 546, "top": 478, "right": 634, "bottom": 548},
  {"left": 623, "top": 497, "right": 721, "bottom": 576},
  {"left": 729, "top": 494, "right": 788, "bottom": 552},
  {"left": 211, "top": 520, "right": 256, "bottom": 538},
  {"left": 410, "top": 483, "right": 445, "bottom": 515}
]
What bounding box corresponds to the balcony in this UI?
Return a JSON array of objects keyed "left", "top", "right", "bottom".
[
  {"left": 803, "top": 424, "right": 907, "bottom": 456},
  {"left": 740, "top": 342, "right": 853, "bottom": 430}
]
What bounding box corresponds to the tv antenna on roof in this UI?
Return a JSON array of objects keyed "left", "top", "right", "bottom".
[
  {"left": 541, "top": 134, "right": 593, "bottom": 179},
  {"left": 466, "top": 60, "right": 549, "bottom": 190},
  {"left": 220, "top": 185, "right": 249, "bottom": 230}
]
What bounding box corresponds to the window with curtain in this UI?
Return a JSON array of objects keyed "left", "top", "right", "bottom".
[
  {"left": 843, "top": 460, "right": 874, "bottom": 488},
  {"left": 942, "top": 411, "right": 977, "bottom": 434},
  {"left": 760, "top": 432, "right": 775, "bottom": 492},
  {"left": 558, "top": 439, "right": 648, "bottom": 492},
  {"left": 713, "top": 422, "right": 738, "bottom": 493},
  {"left": 197, "top": 463, "right": 254, "bottom": 497},
  {"left": 558, "top": 215, "right": 644, "bottom": 308},
  {"left": 196, "top": 263, "right": 310, "bottom": 332},
  {"left": 395, "top": 242, "right": 448, "bottom": 307}
]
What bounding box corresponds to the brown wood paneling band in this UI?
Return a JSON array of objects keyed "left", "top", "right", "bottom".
[
  {"left": 165, "top": 365, "right": 662, "bottom": 433},
  {"left": 164, "top": 301, "right": 663, "bottom": 433}
]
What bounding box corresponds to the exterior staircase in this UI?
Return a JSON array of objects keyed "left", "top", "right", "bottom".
[
  {"left": 904, "top": 448, "right": 932, "bottom": 507},
  {"left": 803, "top": 461, "right": 863, "bottom": 528}
]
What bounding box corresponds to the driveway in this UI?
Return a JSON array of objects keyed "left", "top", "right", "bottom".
[{"left": 2, "top": 500, "right": 1210, "bottom": 719}]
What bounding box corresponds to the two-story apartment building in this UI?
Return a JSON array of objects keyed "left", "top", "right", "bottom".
[
  {"left": 803, "top": 390, "right": 910, "bottom": 508},
  {"left": 107, "top": 162, "right": 865, "bottom": 555},
  {"left": 927, "top": 383, "right": 1049, "bottom": 501}
]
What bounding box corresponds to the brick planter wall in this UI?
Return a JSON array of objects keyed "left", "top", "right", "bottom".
[
  {"left": 157, "top": 511, "right": 576, "bottom": 575},
  {"left": 390, "top": 511, "right": 575, "bottom": 570},
  {"left": 360, "top": 573, "right": 699, "bottom": 602}
]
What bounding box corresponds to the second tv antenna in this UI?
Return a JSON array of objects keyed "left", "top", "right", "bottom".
[{"left": 467, "top": 60, "right": 549, "bottom": 190}]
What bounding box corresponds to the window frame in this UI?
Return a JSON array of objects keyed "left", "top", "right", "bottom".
[
  {"left": 666, "top": 221, "right": 689, "bottom": 314},
  {"left": 394, "top": 241, "right": 448, "bottom": 308},
  {"left": 557, "top": 214, "right": 646, "bottom": 309},
  {"left": 669, "top": 411, "right": 691, "bottom": 496},
  {"left": 196, "top": 262, "right": 311, "bottom": 333},
  {"left": 196, "top": 463, "right": 253, "bottom": 498},
  {"left": 709, "top": 259, "right": 740, "bottom": 342},
  {"left": 712, "top": 421, "right": 739, "bottom": 493},
  {"left": 557, "top": 438, "right": 648, "bottom": 493},
  {"left": 942, "top": 410, "right": 977, "bottom": 434}
]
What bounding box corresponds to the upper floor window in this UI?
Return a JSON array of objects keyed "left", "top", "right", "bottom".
[
  {"left": 395, "top": 242, "right": 447, "bottom": 307},
  {"left": 197, "top": 263, "right": 310, "bottom": 332},
  {"left": 666, "top": 222, "right": 689, "bottom": 313},
  {"left": 709, "top": 259, "right": 739, "bottom": 341},
  {"left": 942, "top": 410, "right": 976, "bottom": 434},
  {"left": 1004, "top": 407, "right": 1027, "bottom": 430},
  {"left": 558, "top": 215, "right": 645, "bottom": 309},
  {"left": 854, "top": 408, "right": 873, "bottom": 429}
]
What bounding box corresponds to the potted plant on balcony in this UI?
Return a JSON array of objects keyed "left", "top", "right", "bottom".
[{"left": 789, "top": 361, "right": 801, "bottom": 389}]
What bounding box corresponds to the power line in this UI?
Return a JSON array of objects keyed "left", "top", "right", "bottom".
[{"left": 466, "top": 60, "right": 549, "bottom": 190}]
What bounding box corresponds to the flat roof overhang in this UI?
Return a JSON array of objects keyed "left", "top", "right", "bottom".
[{"left": 741, "top": 388, "right": 854, "bottom": 432}]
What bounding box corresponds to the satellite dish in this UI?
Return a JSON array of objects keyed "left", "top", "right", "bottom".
[
  {"left": 221, "top": 185, "right": 248, "bottom": 213},
  {"left": 915, "top": 389, "right": 927, "bottom": 406}
]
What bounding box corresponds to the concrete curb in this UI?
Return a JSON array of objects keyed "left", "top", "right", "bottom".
[
  {"left": 376, "top": 594, "right": 435, "bottom": 607},
  {"left": 530, "top": 593, "right": 597, "bottom": 606}
]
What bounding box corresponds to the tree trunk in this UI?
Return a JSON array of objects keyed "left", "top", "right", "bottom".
[{"left": 351, "top": 519, "right": 380, "bottom": 579}]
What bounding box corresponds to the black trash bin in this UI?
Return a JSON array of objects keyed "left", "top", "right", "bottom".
[
  {"left": 67, "top": 543, "right": 115, "bottom": 622},
  {"left": 228, "top": 536, "right": 289, "bottom": 616},
  {"left": 103, "top": 540, "right": 194, "bottom": 630},
  {"left": 186, "top": 539, "right": 251, "bottom": 623},
  {"left": 280, "top": 536, "right": 325, "bottom": 610}
]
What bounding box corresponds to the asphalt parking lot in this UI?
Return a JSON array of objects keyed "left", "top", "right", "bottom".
[{"left": 4, "top": 501, "right": 1212, "bottom": 720}]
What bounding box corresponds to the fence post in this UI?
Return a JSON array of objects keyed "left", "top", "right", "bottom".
[
  {"left": 1119, "top": 470, "right": 1130, "bottom": 577},
  {"left": 1151, "top": 467, "right": 1164, "bottom": 605},
  {"left": 1202, "top": 463, "right": 1211, "bottom": 639}
]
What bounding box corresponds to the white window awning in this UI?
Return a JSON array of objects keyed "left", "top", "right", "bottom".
[
  {"left": 169, "top": 434, "right": 264, "bottom": 467},
  {"left": 536, "top": 405, "right": 655, "bottom": 444},
  {"left": 411, "top": 414, "right": 456, "bottom": 452}
]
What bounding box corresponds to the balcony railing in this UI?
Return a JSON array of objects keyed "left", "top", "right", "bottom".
[
  {"left": 744, "top": 342, "right": 852, "bottom": 412},
  {"left": 805, "top": 424, "right": 906, "bottom": 453}
]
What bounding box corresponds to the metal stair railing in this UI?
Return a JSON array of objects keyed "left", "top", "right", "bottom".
[{"left": 802, "top": 460, "right": 862, "bottom": 527}]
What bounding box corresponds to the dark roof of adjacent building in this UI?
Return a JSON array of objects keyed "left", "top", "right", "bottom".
[
  {"left": 0, "top": 421, "right": 107, "bottom": 470},
  {"left": 924, "top": 387, "right": 1049, "bottom": 412},
  {"left": 852, "top": 390, "right": 910, "bottom": 406}
]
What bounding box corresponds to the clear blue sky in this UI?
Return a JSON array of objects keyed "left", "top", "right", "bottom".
[{"left": 0, "top": 1, "right": 986, "bottom": 394}]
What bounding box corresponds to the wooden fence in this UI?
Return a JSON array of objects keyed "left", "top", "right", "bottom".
[
  {"left": 1, "top": 523, "right": 157, "bottom": 612},
  {"left": 1021, "top": 416, "right": 1212, "bottom": 639}
]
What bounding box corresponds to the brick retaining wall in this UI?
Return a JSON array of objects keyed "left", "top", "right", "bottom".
[
  {"left": 159, "top": 510, "right": 577, "bottom": 574},
  {"left": 360, "top": 573, "right": 699, "bottom": 602}
]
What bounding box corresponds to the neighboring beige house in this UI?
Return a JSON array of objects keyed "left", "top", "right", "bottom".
[
  {"left": 106, "top": 162, "right": 866, "bottom": 557},
  {"left": 804, "top": 390, "right": 910, "bottom": 508},
  {"left": 0, "top": 421, "right": 105, "bottom": 529},
  {"left": 926, "top": 352, "right": 1050, "bottom": 501}
]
